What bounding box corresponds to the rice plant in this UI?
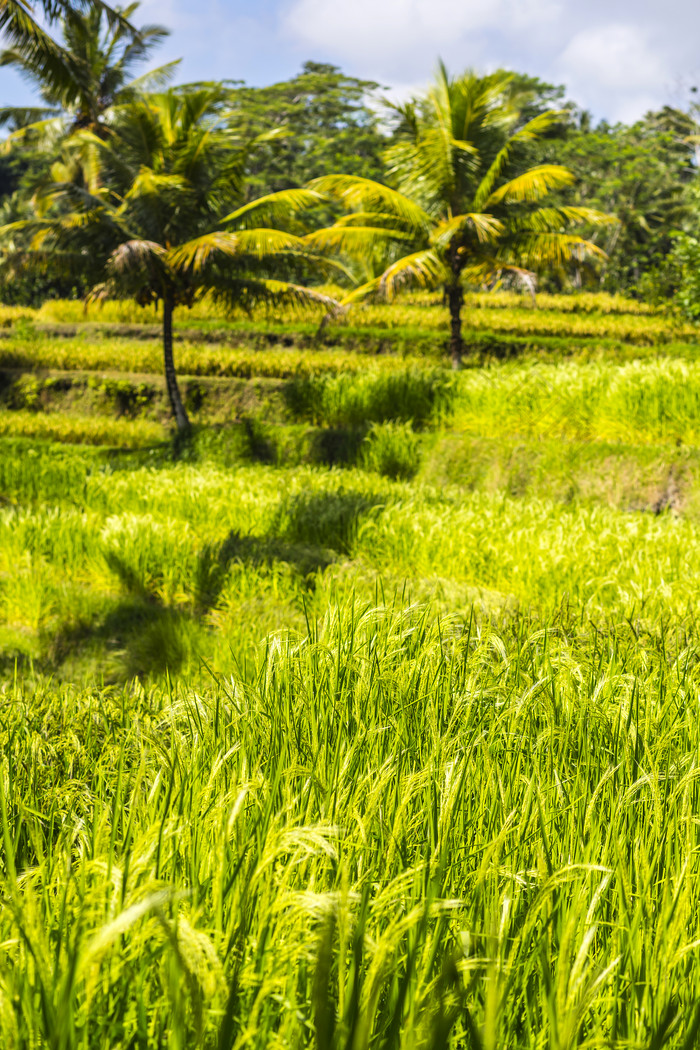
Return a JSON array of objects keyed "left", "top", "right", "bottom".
[
  {"left": 3, "top": 600, "right": 700, "bottom": 1047},
  {"left": 3, "top": 287, "right": 700, "bottom": 1047},
  {"left": 361, "top": 421, "right": 423, "bottom": 480}
]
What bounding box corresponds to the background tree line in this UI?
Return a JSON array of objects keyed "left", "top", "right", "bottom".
[
  {"left": 0, "top": 0, "right": 698, "bottom": 430},
  {"left": 0, "top": 2, "right": 698, "bottom": 308}
]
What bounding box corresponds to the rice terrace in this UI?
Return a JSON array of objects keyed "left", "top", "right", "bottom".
[{"left": 4, "top": 0, "right": 700, "bottom": 1047}]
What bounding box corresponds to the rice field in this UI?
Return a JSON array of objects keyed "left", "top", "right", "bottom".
[{"left": 3, "top": 291, "right": 700, "bottom": 1048}]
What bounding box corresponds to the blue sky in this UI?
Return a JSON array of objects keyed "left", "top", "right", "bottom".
[{"left": 1, "top": 0, "right": 699, "bottom": 123}]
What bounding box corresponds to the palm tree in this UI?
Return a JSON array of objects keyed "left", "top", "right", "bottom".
[
  {"left": 0, "top": 2, "right": 135, "bottom": 102},
  {"left": 1, "top": 87, "right": 335, "bottom": 430},
  {"left": 308, "top": 65, "right": 616, "bottom": 368},
  {"left": 0, "top": 1, "right": 175, "bottom": 140}
]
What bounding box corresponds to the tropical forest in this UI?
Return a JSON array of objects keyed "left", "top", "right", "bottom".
[{"left": 3, "top": 0, "right": 700, "bottom": 1047}]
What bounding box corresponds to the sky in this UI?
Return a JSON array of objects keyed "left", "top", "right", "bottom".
[{"left": 1, "top": 0, "right": 699, "bottom": 124}]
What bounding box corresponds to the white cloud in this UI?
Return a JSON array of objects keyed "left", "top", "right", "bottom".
[
  {"left": 279, "top": 0, "right": 700, "bottom": 122},
  {"left": 282, "top": 0, "right": 562, "bottom": 77},
  {"left": 3, "top": 0, "right": 698, "bottom": 123},
  {"left": 556, "top": 23, "right": 670, "bottom": 121}
]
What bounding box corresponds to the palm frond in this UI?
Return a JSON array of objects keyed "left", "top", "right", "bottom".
[
  {"left": 123, "top": 167, "right": 189, "bottom": 201},
  {"left": 209, "top": 277, "right": 340, "bottom": 316},
  {"left": 333, "top": 211, "right": 417, "bottom": 231},
  {"left": 123, "top": 59, "right": 181, "bottom": 95},
  {"left": 430, "top": 212, "right": 504, "bottom": 249},
  {"left": 513, "top": 207, "right": 620, "bottom": 233},
  {"left": 107, "top": 238, "right": 166, "bottom": 274},
  {"left": 0, "top": 105, "right": 60, "bottom": 129},
  {"left": 167, "top": 231, "right": 240, "bottom": 273},
  {"left": 222, "top": 189, "right": 324, "bottom": 227},
  {"left": 473, "top": 109, "right": 567, "bottom": 210},
  {"left": 234, "top": 228, "right": 308, "bottom": 257},
  {"left": 1, "top": 114, "right": 65, "bottom": 152},
  {"left": 338, "top": 277, "right": 383, "bottom": 306},
  {"left": 305, "top": 225, "right": 415, "bottom": 256},
  {"left": 501, "top": 232, "right": 607, "bottom": 269},
  {"left": 308, "top": 175, "right": 430, "bottom": 231},
  {"left": 378, "top": 249, "right": 448, "bottom": 299},
  {"left": 484, "top": 165, "right": 576, "bottom": 207},
  {"left": 169, "top": 228, "right": 314, "bottom": 274},
  {"left": 0, "top": 2, "right": 72, "bottom": 100}
]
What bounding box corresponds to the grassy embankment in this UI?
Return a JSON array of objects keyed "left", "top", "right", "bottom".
[{"left": 3, "top": 291, "right": 700, "bottom": 1047}]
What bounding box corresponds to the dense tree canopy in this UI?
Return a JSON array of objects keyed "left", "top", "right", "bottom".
[
  {"left": 533, "top": 107, "right": 699, "bottom": 291},
  {"left": 227, "top": 62, "right": 386, "bottom": 198},
  {"left": 0, "top": 1, "right": 699, "bottom": 313}
]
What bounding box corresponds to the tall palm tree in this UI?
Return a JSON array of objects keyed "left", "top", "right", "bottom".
[
  {"left": 309, "top": 65, "right": 616, "bottom": 368},
  {"left": 1, "top": 87, "right": 335, "bottom": 430},
  {"left": 0, "top": 2, "right": 134, "bottom": 105},
  {"left": 0, "top": 1, "right": 175, "bottom": 139}
]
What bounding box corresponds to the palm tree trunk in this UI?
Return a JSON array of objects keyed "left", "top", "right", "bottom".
[
  {"left": 447, "top": 285, "right": 464, "bottom": 370},
  {"left": 162, "top": 292, "right": 190, "bottom": 432}
]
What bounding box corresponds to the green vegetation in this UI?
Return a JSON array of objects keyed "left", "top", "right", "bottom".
[
  {"left": 2, "top": 287, "right": 700, "bottom": 1046},
  {"left": 8, "top": 600, "right": 700, "bottom": 1049},
  {"left": 6, "top": 89, "right": 338, "bottom": 431},
  {"left": 311, "top": 67, "right": 612, "bottom": 368},
  {"left": 0, "top": 1, "right": 174, "bottom": 138},
  {"left": 4, "top": 3, "right": 700, "bottom": 1046}
]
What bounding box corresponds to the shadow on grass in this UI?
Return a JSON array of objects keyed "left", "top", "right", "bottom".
[
  {"left": 196, "top": 487, "right": 386, "bottom": 611},
  {"left": 45, "top": 597, "right": 194, "bottom": 682},
  {"left": 42, "top": 488, "right": 388, "bottom": 682},
  {"left": 98, "top": 422, "right": 381, "bottom": 473},
  {"left": 193, "top": 531, "right": 338, "bottom": 613},
  {"left": 272, "top": 488, "right": 386, "bottom": 554},
  {"left": 42, "top": 551, "right": 196, "bottom": 682},
  {"left": 308, "top": 427, "right": 365, "bottom": 466}
]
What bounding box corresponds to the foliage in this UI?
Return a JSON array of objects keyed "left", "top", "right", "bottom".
[
  {"left": 310, "top": 65, "right": 613, "bottom": 366},
  {"left": 0, "top": 286, "right": 666, "bottom": 324},
  {"left": 5, "top": 438, "right": 700, "bottom": 663},
  {"left": 0, "top": 2, "right": 149, "bottom": 303},
  {"left": 534, "top": 108, "right": 699, "bottom": 292},
  {"left": 0, "top": 405, "right": 163, "bottom": 444},
  {"left": 3, "top": 595, "right": 700, "bottom": 1047},
  {"left": 229, "top": 61, "right": 387, "bottom": 197},
  {"left": 0, "top": 0, "right": 174, "bottom": 139},
  {"left": 361, "top": 419, "right": 422, "bottom": 479},
  {"left": 0, "top": 1, "right": 136, "bottom": 113},
  {"left": 284, "top": 367, "right": 454, "bottom": 428},
  {"left": 1, "top": 87, "right": 338, "bottom": 429},
  {"left": 10, "top": 344, "right": 700, "bottom": 448},
  {"left": 668, "top": 232, "right": 700, "bottom": 322},
  {"left": 5, "top": 279, "right": 700, "bottom": 1039},
  {"left": 8, "top": 17, "right": 700, "bottom": 1045},
  {"left": 0, "top": 332, "right": 432, "bottom": 377},
  {"left": 449, "top": 357, "right": 700, "bottom": 445}
]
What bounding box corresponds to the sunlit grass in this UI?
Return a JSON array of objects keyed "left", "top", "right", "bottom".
[
  {"left": 0, "top": 337, "right": 431, "bottom": 377},
  {"left": 0, "top": 409, "right": 166, "bottom": 446},
  {"left": 2, "top": 456, "right": 699, "bottom": 655},
  {"left": 3, "top": 286, "right": 700, "bottom": 1047},
  {"left": 3, "top": 599, "right": 700, "bottom": 1047},
  {"left": 449, "top": 358, "right": 700, "bottom": 445},
  {"left": 0, "top": 289, "right": 690, "bottom": 348}
]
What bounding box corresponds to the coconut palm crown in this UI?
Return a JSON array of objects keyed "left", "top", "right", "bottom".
[
  {"left": 0, "top": 1, "right": 177, "bottom": 142},
  {"left": 309, "top": 65, "right": 617, "bottom": 367},
  {"left": 0, "top": 2, "right": 138, "bottom": 124},
  {"left": 0, "top": 87, "right": 334, "bottom": 429}
]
